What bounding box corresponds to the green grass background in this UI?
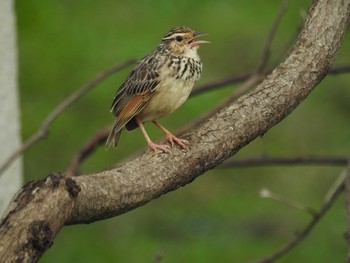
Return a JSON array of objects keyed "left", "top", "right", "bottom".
[{"left": 15, "top": 0, "right": 350, "bottom": 262}]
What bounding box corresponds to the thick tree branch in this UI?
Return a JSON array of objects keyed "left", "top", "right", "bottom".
[{"left": 0, "top": 0, "right": 349, "bottom": 262}]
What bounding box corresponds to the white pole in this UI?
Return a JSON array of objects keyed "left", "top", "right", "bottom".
[{"left": 0, "top": 0, "right": 23, "bottom": 216}]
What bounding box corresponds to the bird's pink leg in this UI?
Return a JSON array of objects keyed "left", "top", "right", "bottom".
[
  {"left": 136, "top": 117, "right": 170, "bottom": 153},
  {"left": 152, "top": 120, "right": 189, "bottom": 149}
]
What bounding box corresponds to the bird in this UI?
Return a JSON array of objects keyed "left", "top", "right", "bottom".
[{"left": 106, "top": 26, "right": 209, "bottom": 152}]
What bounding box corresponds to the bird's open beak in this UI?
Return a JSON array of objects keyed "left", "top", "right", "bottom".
[{"left": 188, "top": 32, "right": 210, "bottom": 47}]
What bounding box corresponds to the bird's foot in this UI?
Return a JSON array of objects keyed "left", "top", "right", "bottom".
[
  {"left": 147, "top": 141, "right": 171, "bottom": 153},
  {"left": 166, "top": 134, "right": 189, "bottom": 149},
  {"left": 151, "top": 120, "right": 189, "bottom": 150}
]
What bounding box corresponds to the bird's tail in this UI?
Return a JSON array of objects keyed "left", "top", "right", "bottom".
[{"left": 105, "top": 121, "right": 123, "bottom": 149}]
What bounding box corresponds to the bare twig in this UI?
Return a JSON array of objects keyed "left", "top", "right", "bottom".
[
  {"left": 191, "top": 71, "right": 253, "bottom": 97},
  {"left": 260, "top": 188, "right": 318, "bottom": 216},
  {"left": 191, "top": 64, "right": 350, "bottom": 98},
  {"left": 257, "top": 0, "right": 289, "bottom": 73},
  {"left": 0, "top": 60, "right": 135, "bottom": 177},
  {"left": 65, "top": 126, "right": 111, "bottom": 176},
  {"left": 220, "top": 156, "right": 348, "bottom": 168},
  {"left": 329, "top": 65, "right": 350, "bottom": 75},
  {"left": 253, "top": 171, "right": 346, "bottom": 263},
  {"left": 323, "top": 170, "right": 347, "bottom": 204}
]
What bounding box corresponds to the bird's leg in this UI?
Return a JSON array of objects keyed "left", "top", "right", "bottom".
[
  {"left": 152, "top": 120, "right": 189, "bottom": 149},
  {"left": 136, "top": 117, "right": 171, "bottom": 153}
]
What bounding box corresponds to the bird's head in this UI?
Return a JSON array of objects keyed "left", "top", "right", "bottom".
[{"left": 161, "top": 27, "right": 209, "bottom": 57}]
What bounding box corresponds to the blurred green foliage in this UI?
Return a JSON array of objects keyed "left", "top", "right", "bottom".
[{"left": 14, "top": 0, "right": 350, "bottom": 262}]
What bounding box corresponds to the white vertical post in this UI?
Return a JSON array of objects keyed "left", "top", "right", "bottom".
[{"left": 0, "top": 0, "right": 23, "bottom": 215}]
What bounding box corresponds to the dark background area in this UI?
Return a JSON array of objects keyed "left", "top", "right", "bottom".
[{"left": 15, "top": 0, "right": 350, "bottom": 262}]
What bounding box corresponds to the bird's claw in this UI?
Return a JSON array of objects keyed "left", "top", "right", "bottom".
[
  {"left": 166, "top": 134, "right": 189, "bottom": 149},
  {"left": 147, "top": 142, "right": 171, "bottom": 153}
]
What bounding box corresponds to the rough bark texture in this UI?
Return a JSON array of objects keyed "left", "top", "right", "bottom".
[
  {"left": 1, "top": 0, "right": 349, "bottom": 262},
  {"left": 0, "top": 0, "right": 22, "bottom": 216}
]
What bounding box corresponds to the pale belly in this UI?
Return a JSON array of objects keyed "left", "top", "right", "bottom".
[{"left": 139, "top": 78, "right": 195, "bottom": 122}]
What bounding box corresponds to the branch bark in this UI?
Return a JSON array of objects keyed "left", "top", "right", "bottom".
[{"left": 1, "top": 0, "right": 349, "bottom": 262}]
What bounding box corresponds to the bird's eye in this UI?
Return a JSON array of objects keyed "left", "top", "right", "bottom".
[{"left": 175, "top": 36, "right": 183, "bottom": 42}]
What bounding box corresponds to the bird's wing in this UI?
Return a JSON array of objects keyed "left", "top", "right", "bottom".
[{"left": 109, "top": 55, "right": 161, "bottom": 132}]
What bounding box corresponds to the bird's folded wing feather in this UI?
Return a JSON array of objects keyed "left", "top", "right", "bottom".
[{"left": 110, "top": 55, "right": 161, "bottom": 131}]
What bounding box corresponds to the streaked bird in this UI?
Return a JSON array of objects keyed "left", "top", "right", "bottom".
[{"left": 106, "top": 26, "right": 209, "bottom": 152}]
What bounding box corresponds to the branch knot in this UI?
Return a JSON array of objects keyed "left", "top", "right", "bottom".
[
  {"left": 47, "top": 172, "right": 81, "bottom": 198},
  {"left": 28, "top": 220, "right": 53, "bottom": 252}
]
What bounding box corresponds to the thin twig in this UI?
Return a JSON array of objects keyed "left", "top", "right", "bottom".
[
  {"left": 191, "top": 64, "right": 350, "bottom": 98},
  {"left": 191, "top": 71, "right": 253, "bottom": 97},
  {"left": 329, "top": 65, "right": 350, "bottom": 75},
  {"left": 253, "top": 170, "right": 346, "bottom": 263},
  {"left": 0, "top": 60, "right": 135, "bottom": 177},
  {"left": 260, "top": 188, "right": 318, "bottom": 216},
  {"left": 65, "top": 126, "right": 111, "bottom": 176},
  {"left": 323, "top": 170, "right": 347, "bottom": 204},
  {"left": 220, "top": 156, "right": 348, "bottom": 168},
  {"left": 257, "top": 0, "right": 289, "bottom": 73}
]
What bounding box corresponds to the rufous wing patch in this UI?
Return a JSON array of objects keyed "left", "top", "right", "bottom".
[{"left": 117, "top": 94, "right": 151, "bottom": 122}]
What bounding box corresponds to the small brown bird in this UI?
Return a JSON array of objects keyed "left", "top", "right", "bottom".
[{"left": 106, "top": 26, "right": 209, "bottom": 152}]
